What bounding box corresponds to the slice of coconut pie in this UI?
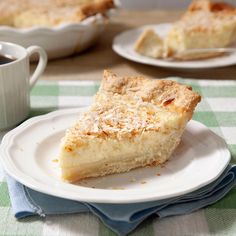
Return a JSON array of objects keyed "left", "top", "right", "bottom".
[
  {"left": 59, "top": 70, "right": 201, "bottom": 182},
  {"left": 135, "top": 0, "right": 236, "bottom": 60}
]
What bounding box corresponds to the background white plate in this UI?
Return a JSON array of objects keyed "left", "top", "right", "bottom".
[
  {"left": 0, "top": 13, "right": 109, "bottom": 60},
  {"left": 0, "top": 108, "right": 230, "bottom": 203},
  {"left": 113, "top": 23, "right": 236, "bottom": 69}
]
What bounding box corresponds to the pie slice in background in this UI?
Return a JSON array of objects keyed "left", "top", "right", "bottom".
[{"left": 135, "top": 0, "right": 236, "bottom": 60}]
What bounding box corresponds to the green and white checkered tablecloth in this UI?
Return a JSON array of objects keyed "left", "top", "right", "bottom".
[{"left": 0, "top": 78, "right": 236, "bottom": 236}]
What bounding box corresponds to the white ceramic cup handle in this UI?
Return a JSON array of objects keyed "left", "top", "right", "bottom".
[{"left": 26, "top": 46, "right": 47, "bottom": 90}]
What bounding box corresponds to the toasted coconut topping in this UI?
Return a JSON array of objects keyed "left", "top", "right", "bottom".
[
  {"left": 63, "top": 70, "right": 201, "bottom": 148},
  {"left": 176, "top": 0, "right": 236, "bottom": 31}
]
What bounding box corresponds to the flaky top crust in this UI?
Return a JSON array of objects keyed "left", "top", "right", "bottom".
[
  {"left": 100, "top": 70, "right": 201, "bottom": 116},
  {"left": 187, "top": 0, "right": 236, "bottom": 13},
  {"left": 62, "top": 70, "right": 201, "bottom": 151},
  {"left": 175, "top": 0, "right": 236, "bottom": 31}
]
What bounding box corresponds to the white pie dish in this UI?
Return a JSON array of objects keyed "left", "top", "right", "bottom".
[
  {"left": 0, "top": 13, "right": 110, "bottom": 60},
  {"left": 112, "top": 23, "right": 236, "bottom": 69},
  {"left": 0, "top": 107, "right": 231, "bottom": 203}
]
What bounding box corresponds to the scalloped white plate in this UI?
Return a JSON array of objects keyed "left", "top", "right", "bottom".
[
  {"left": 0, "top": 108, "right": 230, "bottom": 203},
  {"left": 113, "top": 23, "right": 236, "bottom": 69},
  {"left": 0, "top": 13, "right": 109, "bottom": 60}
]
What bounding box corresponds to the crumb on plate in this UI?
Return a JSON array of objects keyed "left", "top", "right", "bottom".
[
  {"left": 129, "top": 178, "right": 137, "bottom": 182},
  {"left": 111, "top": 187, "right": 125, "bottom": 190}
]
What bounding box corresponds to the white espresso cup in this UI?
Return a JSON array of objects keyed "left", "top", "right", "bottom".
[{"left": 0, "top": 42, "right": 47, "bottom": 131}]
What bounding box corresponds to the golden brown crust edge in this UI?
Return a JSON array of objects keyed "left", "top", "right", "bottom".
[
  {"left": 181, "top": 0, "right": 236, "bottom": 23},
  {"left": 187, "top": 0, "right": 236, "bottom": 13},
  {"left": 81, "top": 0, "right": 115, "bottom": 18},
  {"left": 0, "top": 0, "right": 115, "bottom": 27},
  {"left": 100, "top": 70, "right": 201, "bottom": 120}
]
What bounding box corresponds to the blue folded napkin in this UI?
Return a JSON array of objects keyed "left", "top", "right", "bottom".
[{"left": 6, "top": 165, "right": 236, "bottom": 236}]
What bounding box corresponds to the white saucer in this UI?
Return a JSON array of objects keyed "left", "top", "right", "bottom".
[
  {"left": 0, "top": 108, "right": 230, "bottom": 203},
  {"left": 113, "top": 23, "right": 236, "bottom": 69}
]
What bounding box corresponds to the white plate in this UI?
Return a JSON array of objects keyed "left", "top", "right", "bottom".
[
  {"left": 0, "top": 13, "right": 109, "bottom": 60},
  {"left": 113, "top": 23, "right": 236, "bottom": 69},
  {"left": 0, "top": 108, "right": 230, "bottom": 203}
]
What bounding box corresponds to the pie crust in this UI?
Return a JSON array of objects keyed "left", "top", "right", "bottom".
[
  {"left": 0, "top": 0, "right": 114, "bottom": 27},
  {"left": 59, "top": 70, "right": 201, "bottom": 182}
]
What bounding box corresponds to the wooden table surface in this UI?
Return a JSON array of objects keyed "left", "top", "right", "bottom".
[{"left": 40, "top": 10, "right": 236, "bottom": 81}]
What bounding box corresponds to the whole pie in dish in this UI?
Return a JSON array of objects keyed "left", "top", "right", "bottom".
[
  {"left": 0, "top": 0, "right": 114, "bottom": 28},
  {"left": 135, "top": 0, "right": 236, "bottom": 60},
  {"left": 59, "top": 70, "right": 201, "bottom": 182}
]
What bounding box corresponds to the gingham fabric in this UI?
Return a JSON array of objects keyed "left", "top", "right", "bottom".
[{"left": 0, "top": 78, "right": 236, "bottom": 236}]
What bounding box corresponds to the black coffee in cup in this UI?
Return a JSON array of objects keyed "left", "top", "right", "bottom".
[{"left": 0, "top": 54, "right": 16, "bottom": 65}]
